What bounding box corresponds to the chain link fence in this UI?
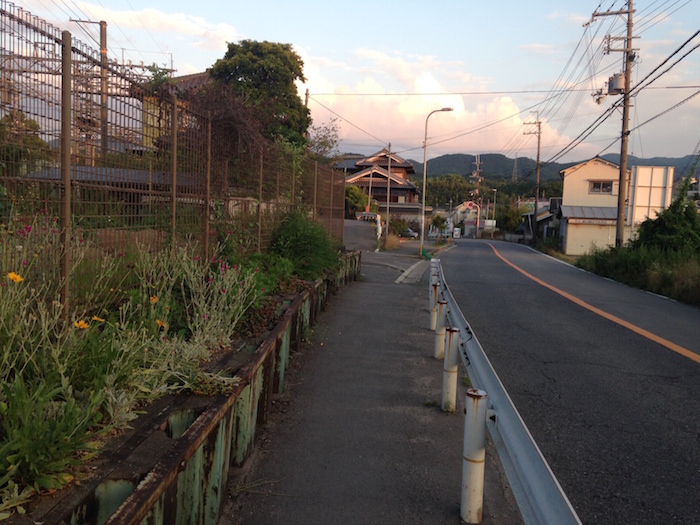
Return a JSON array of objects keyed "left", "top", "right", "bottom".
[{"left": 0, "top": 0, "right": 344, "bottom": 311}]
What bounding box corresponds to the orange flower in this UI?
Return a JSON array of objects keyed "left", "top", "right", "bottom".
[
  {"left": 150, "top": 296, "right": 158, "bottom": 305},
  {"left": 74, "top": 320, "right": 89, "bottom": 329},
  {"left": 7, "top": 272, "right": 23, "bottom": 283},
  {"left": 92, "top": 316, "right": 105, "bottom": 323},
  {"left": 155, "top": 319, "right": 167, "bottom": 329}
]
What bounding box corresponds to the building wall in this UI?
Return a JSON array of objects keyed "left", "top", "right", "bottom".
[
  {"left": 561, "top": 159, "right": 620, "bottom": 207},
  {"left": 564, "top": 222, "right": 615, "bottom": 256}
]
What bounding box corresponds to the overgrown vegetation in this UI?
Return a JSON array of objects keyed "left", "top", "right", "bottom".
[
  {"left": 268, "top": 210, "right": 340, "bottom": 281},
  {"left": 577, "top": 176, "right": 700, "bottom": 305},
  {"left": 0, "top": 209, "right": 341, "bottom": 517}
]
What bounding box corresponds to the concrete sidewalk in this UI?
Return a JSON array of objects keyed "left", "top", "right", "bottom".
[{"left": 220, "top": 236, "right": 522, "bottom": 524}]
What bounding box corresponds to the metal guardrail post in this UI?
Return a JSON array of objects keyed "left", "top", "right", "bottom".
[
  {"left": 461, "top": 389, "right": 488, "bottom": 524},
  {"left": 442, "top": 327, "right": 460, "bottom": 413},
  {"left": 430, "top": 280, "right": 440, "bottom": 331},
  {"left": 434, "top": 300, "right": 448, "bottom": 359},
  {"left": 429, "top": 260, "right": 439, "bottom": 324}
]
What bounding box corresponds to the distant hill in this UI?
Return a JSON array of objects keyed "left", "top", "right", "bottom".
[{"left": 410, "top": 153, "right": 696, "bottom": 182}]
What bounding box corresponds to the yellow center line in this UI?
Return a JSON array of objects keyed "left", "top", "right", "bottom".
[{"left": 487, "top": 243, "right": 700, "bottom": 365}]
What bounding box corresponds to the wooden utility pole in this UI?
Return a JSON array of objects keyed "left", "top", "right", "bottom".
[
  {"left": 100, "top": 21, "right": 108, "bottom": 163},
  {"left": 617, "top": 1, "right": 635, "bottom": 247},
  {"left": 590, "top": 1, "right": 636, "bottom": 246}
]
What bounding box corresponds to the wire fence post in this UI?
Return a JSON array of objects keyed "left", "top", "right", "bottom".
[
  {"left": 313, "top": 161, "right": 318, "bottom": 220},
  {"left": 170, "top": 95, "right": 178, "bottom": 250},
  {"left": 60, "top": 29, "right": 72, "bottom": 324},
  {"left": 328, "top": 168, "right": 333, "bottom": 230},
  {"left": 258, "top": 146, "right": 263, "bottom": 253},
  {"left": 204, "top": 111, "right": 211, "bottom": 260}
]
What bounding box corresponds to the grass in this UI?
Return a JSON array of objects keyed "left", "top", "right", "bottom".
[
  {"left": 0, "top": 208, "right": 344, "bottom": 518},
  {"left": 577, "top": 245, "right": 700, "bottom": 306},
  {"left": 0, "top": 214, "right": 262, "bottom": 517}
]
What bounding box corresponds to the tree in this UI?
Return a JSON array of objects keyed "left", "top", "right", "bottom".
[
  {"left": 307, "top": 117, "right": 339, "bottom": 161},
  {"left": 0, "top": 110, "right": 54, "bottom": 177},
  {"left": 210, "top": 40, "right": 311, "bottom": 147},
  {"left": 345, "top": 185, "right": 367, "bottom": 215},
  {"left": 432, "top": 215, "right": 447, "bottom": 238}
]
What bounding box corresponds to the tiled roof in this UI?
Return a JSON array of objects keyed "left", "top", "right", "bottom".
[{"left": 560, "top": 205, "right": 617, "bottom": 220}]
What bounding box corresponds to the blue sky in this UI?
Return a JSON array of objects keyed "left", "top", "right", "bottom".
[{"left": 20, "top": 0, "right": 700, "bottom": 164}]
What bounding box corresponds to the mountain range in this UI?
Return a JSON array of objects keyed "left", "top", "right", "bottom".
[{"left": 410, "top": 153, "right": 698, "bottom": 182}]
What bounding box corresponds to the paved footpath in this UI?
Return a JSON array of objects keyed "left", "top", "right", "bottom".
[{"left": 219, "top": 229, "right": 523, "bottom": 525}]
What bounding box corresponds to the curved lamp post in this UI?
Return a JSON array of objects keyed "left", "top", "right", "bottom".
[{"left": 420, "top": 107, "right": 453, "bottom": 257}]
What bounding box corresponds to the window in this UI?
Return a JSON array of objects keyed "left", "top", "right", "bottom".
[{"left": 590, "top": 181, "right": 613, "bottom": 194}]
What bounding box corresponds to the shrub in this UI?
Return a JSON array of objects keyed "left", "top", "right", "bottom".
[
  {"left": 384, "top": 233, "right": 400, "bottom": 250},
  {"left": 269, "top": 211, "right": 339, "bottom": 281}
]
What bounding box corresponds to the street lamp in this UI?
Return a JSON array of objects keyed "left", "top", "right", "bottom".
[{"left": 420, "top": 107, "right": 453, "bottom": 257}]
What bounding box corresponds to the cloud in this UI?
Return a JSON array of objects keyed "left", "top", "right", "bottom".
[
  {"left": 300, "top": 46, "right": 586, "bottom": 160},
  {"left": 519, "top": 43, "right": 558, "bottom": 56}
]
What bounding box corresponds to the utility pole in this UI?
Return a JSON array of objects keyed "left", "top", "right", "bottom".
[
  {"left": 386, "top": 143, "right": 392, "bottom": 239},
  {"left": 71, "top": 19, "right": 109, "bottom": 164},
  {"left": 590, "top": 1, "right": 636, "bottom": 247},
  {"left": 524, "top": 113, "right": 541, "bottom": 246},
  {"left": 100, "top": 21, "right": 108, "bottom": 164}
]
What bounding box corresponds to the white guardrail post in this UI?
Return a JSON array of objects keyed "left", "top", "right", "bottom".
[
  {"left": 442, "top": 327, "right": 460, "bottom": 413},
  {"left": 462, "top": 388, "right": 488, "bottom": 524},
  {"left": 434, "top": 299, "right": 448, "bottom": 359},
  {"left": 429, "top": 259, "right": 440, "bottom": 330},
  {"left": 433, "top": 260, "right": 582, "bottom": 525}
]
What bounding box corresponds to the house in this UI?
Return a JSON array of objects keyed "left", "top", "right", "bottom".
[
  {"left": 341, "top": 149, "right": 422, "bottom": 219},
  {"left": 559, "top": 157, "right": 674, "bottom": 256}
]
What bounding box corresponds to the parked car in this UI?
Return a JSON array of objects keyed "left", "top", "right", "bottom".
[{"left": 399, "top": 227, "right": 419, "bottom": 238}]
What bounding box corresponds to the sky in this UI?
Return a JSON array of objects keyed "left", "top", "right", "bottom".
[{"left": 18, "top": 0, "right": 700, "bottom": 165}]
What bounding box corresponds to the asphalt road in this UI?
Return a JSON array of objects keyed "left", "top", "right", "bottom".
[{"left": 439, "top": 240, "right": 700, "bottom": 524}]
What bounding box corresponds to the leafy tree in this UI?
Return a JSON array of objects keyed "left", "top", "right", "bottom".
[
  {"left": 345, "top": 185, "right": 367, "bottom": 215},
  {"left": 0, "top": 110, "right": 54, "bottom": 178},
  {"left": 432, "top": 215, "right": 447, "bottom": 237},
  {"left": 210, "top": 40, "right": 311, "bottom": 147},
  {"left": 308, "top": 117, "right": 340, "bottom": 161},
  {"left": 499, "top": 199, "right": 529, "bottom": 232},
  {"left": 145, "top": 64, "right": 175, "bottom": 98}
]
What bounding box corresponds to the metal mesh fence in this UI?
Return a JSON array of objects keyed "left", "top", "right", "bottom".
[{"left": 0, "top": 0, "right": 344, "bottom": 309}]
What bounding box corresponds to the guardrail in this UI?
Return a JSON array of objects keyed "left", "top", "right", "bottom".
[{"left": 431, "top": 259, "right": 582, "bottom": 525}]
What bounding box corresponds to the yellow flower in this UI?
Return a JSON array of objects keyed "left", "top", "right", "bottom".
[
  {"left": 150, "top": 296, "right": 158, "bottom": 305},
  {"left": 155, "top": 319, "right": 167, "bottom": 329},
  {"left": 7, "top": 272, "right": 23, "bottom": 283},
  {"left": 74, "top": 320, "right": 89, "bottom": 329},
  {"left": 92, "top": 316, "right": 105, "bottom": 323}
]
